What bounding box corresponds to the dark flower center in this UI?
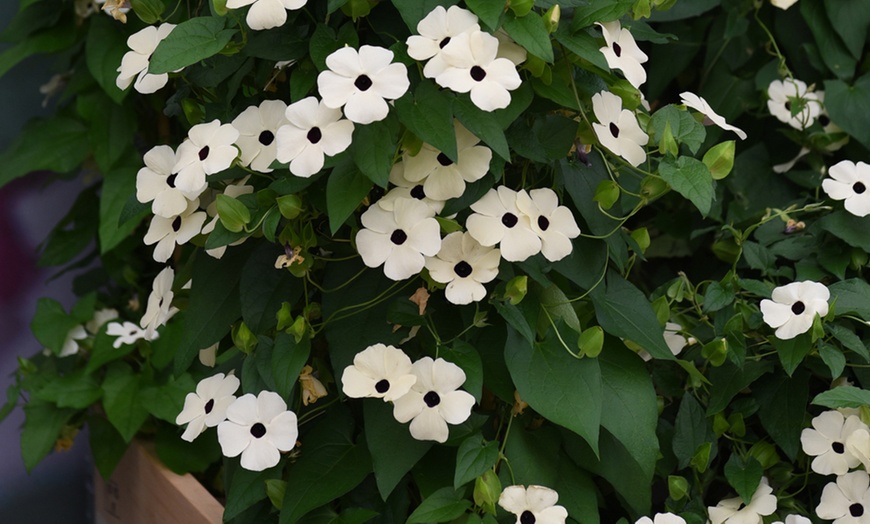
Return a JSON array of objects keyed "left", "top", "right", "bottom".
[
  {"left": 609, "top": 122, "right": 620, "bottom": 138},
  {"left": 851, "top": 504, "right": 865, "bottom": 517},
  {"left": 832, "top": 441, "right": 846, "bottom": 454},
  {"left": 410, "top": 185, "right": 426, "bottom": 199},
  {"left": 354, "top": 74, "right": 373, "bottom": 91},
  {"left": 737, "top": 503, "right": 746, "bottom": 511},
  {"left": 819, "top": 114, "right": 831, "bottom": 127},
  {"left": 791, "top": 301, "right": 806, "bottom": 315},
  {"left": 612, "top": 42, "right": 622, "bottom": 57},
  {"left": 166, "top": 174, "right": 178, "bottom": 188},
  {"left": 502, "top": 212, "right": 518, "bottom": 228},
  {"left": 520, "top": 511, "right": 536, "bottom": 524},
  {"left": 454, "top": 261, "right": 472, "bottom": 278},
  {"left": 375, "top": 379, "right": 390, "bottom": 394},
  {"left": 470, "top": 66, "right": 487, "bottom": 82},
  {"left": 423, "top": 391, "right": 441, "bottom": 407},
  {"left": 307, "top": 127, "right": 322, "bottom": 144},
  {"left": 204, "top": 399, "right": 214, "bottom": 414},
  {"left": 854, "top": 182, "right": 867, "bottom": 194},
  {"left": 250, "top": 422, "right": 267, "bottom": 438},
  {"left": 439, "top": 37, "right": 451, "bottom": 49},
  {"left": 538, "top": 216, "right": 550, "bottom": 231},
  {"left": 785, "top": 101, "right": 792, "bottom": 111},
  {"left": 390, "top": 229, "right": 408, "bottom": 245},
  {"left": 258, "top": 130, "right": 274, "bottom": 146},
  {"left": 198, "top": 146, "right": 210, "bottom": 161},
  {"left": 171, "top": 216, "right": 182, "bottom": 232},
  {"left": 437, "top": 152, "right": 454, "bottom": 166}
]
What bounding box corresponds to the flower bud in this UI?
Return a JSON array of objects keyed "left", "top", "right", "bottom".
[{"left": 473, "top": 470, "right": 502, "bottom": 515}]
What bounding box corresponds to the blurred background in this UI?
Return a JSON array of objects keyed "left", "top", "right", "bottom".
[{"left": 0, "top": 2, "right": 92, "bottom": 521}]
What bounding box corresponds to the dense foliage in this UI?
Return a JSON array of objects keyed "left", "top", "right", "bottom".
[{"left": 3, "top": 0, "right": 870, "bottom": 524}]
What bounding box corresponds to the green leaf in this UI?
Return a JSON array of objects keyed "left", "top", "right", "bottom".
[
  {"left": 704, "top": 281, "right": 735, "bottom": 312},
  {"left": 309, "top": 23, "right": 359, "bottom": 70},
  {"left": 35, "top": 370, "right": 102, "bottom": 409},
  {"left": 87, "top": 327, "right": 137, "bottom": 373},
  {"left": 494, "top": 301, "right": 535, "bottom": 345},
  {"left": 505, "top": 327, "right": 602, "bottom": 453},
  {"left": 754, "top": 370, "right": 810, "bottom": 460},
  {"left": 326, "top": 160, "right": 372, "bottom": 234},
  {"left": 241, "top": 243, "right": 300, "bottom": 334},
  {"left": 820, "top": 343, "right": 847, "bottom": 378},
  {"left": 820, "top": 211, "right": 870, "bottom": 252},
  {"left": 21, "top": 399, "right": 75, "bottom": 472},
  {"left": 823, "top": 0, "right": 870, "bottom": 60},
  {"left": 406, "top": 486, "right": 471, "bottom": 524},
  {"left": 280, "top": 407, "right": 372, "bottom": 524},
  {"left": 88, "top": 416, "right": 129, "bottom": 479},
  {"left": 217, "top": 194, "right": 251, "bottom": 233},
  {"left": 154, "top": 423, "right": 222, "bottom": 474},
  {"left": 553, "top": 26, "right": 610, "bottom": 72},
  {"left": 100, "top": 167, "right": 144, "bottom": 252},
  {"left": 673, "top": 394, "right": 714, "bottom": 470},
  {"left": 365, "top": 400, "right": 433, "bottom": 500},
  {"left": 454, "top": 435, "right": 499, "bottom": 489},
  {"left": 130, "top": 0, "right": 166, "bottom": 22},
  {"left": 829, "top": 279, "right": 870, "bottom": 320},
  {"left": 590, "top": 271, "right": 675, "bottom": 360},
  {"left": 465, "top": 0, "right": 504, "bottom": 29},
  {"left": 30, "top": 298, "right": 79, "bottom": 355},
  {"left": 394, "top": 81, "right": 457, "bottom": 162},
  {"left": 659, "top": 156, "right": 714, "bottom": 217},
  {"left": 825, "top": 75, "right": 870, "bottom": 149},
  {"left": 351, "top": 120, "right": 398, "bottom": 188},
  {"left": 102, "top": 362, "right": 150, "bottom": 443},
  {"left": 650, "top": 105, "right": 706, "bottom": 154},
  {"left": 391, "top": 0, "right": 459, "bottom": 32},
  {"left": 271, "top": 333, "right": 311, "bottom": 400},
  {"left": 555, "top": 460, "right": 600, "bottom": 524},
  {"left": 165, "top": 246, "right": 249, "bottom": 373},
  {"left": 225, "top": 462, "right": 282, "bottom": 520},
  {"left": 801, "top": 0, "right": 856, "bottom": 80},
  {"left": 774, "top": 333, "right": 813, "bottom": 376},
  {"left": 149, "top": 17, "right": 237, "bottom": 74},
  {"left": 139, "top": 374, "right": 196, "bottom": 423},
  {"left": 441, "top": 342, "right": 484, "bottom": 404},
  {"left": 85, "top": 17, "right": 129, "bottom": 104},
  {"left": 828, "top": 324, "right": 870, "bottom": 362},
  {"left": 502, "top": 11, "right": 555, "bottom": 63},
  {"left": 571, "top": 0, "right": 634, "bottom": 29},
  {"left": 0, "top": 19, "right": 77, "bottom": 79},
  {"left": 813, "top": 386, "right": 870, "bottom": 408},
  {"left": 724, "top": 454, "right": 763, "bottom": 505},
  {"left": 706, "top": 361, "right": 773, "bottom": 415},
  {"left": 703, "top": 141, "right": 736, "bottom": 180},
  {"left": 0, "top": 117, "right": 89, "bottom": 188}
]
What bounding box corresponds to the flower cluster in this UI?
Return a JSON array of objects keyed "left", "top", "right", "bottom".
[{"left": 341, "top": 343, "right": 475, "bottom": 443}]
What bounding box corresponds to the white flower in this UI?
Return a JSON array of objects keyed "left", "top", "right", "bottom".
[
  {"left": 355, "top": 197, "right": 441, "bottom": 281},
  {"left": 381, "top": 169, "right": 446, "bottom": 215},
  {"left": 59, "top": 325, "right": 87, "bottom": 357},
  {"left": 801, "top": 411, "right": 867, "bottom": 475},
  {"left": 392, "top": 357, "right": 476, "bottom": 443},
  {"left": 217, "top": 391, "right": 298, "bottom": 471},
  {"left": 199, "top": 343, "right": 218, "bottom": 367},
  {"left": 592, "top": 90, "right": 649, "bottom": 167},
  {"left": 105, "top": 321, "right": 151, "bottom": 348},
  {"left": 201, "top": 178, "right": 255, "bottom": 259},
  {"left": 708, "top": 477, "right": 777, "bottom": 524},
  {"left": 116, "top": 24, "right": 177, "bottom": 94},
  {"left": 636, "top": 513, "right": 687, "bottom": 524},
  {"left": 848, "top": 428, "right": 870, "bottom": 473},
  {"left": 425, "top": 232, "right": 500, "bottom": 305},
  {"left": 231, "top": 100, "right": 288, "bottom": 173},
  {"left": 436, "top": 30, "right": 522, "bottom": 112},
  {"left": 679, "top": 92, "right": 747, "bottom": 140},
  {"left": 173, "top": 120, "right": 240, "bottom": 196},
  {"left": 225, "top": 0, "right": 305, "bottom": 31},
  {"left": 406, "top": 5, "right": 480, "bottom": 79},
  {"left": 771, "top": 0, "right": 798, "bottom": 9},
  {"left": 317, "top": 46, "right": 409, "bottom": 125},
  {"left": 140, "top": 266, "right": 178, "bottom": 338},
  {"left": 341, "top": 343, "right": 417, "bottom": 402},
  {"left": 144, "top": 200, "right": 208, "bottom": 263},
  {"left": 773, "top": 147, "right": 811, "bottom": 174},
  {"left": 515, "top": 188, "right": 580, "bottom": 262},
  {"left": 823, "top": 160, "right": 870, "bottom": 218},
  {"left": 466, "top": 186, "right": 541, "bottom": 262},
  {"left": 86, "top": 308, "right": 118, "bottom": 334},
  {"left": 494, "top": 29, "right": 527, "bottom": 66},
  {"left": 639, "top": 322, "right": 688, "bottom": 362},
  {"left": 136, "top": 145, "right": 200, "bottom": 217},
  {"left": 176, "top": 373, "right": 240, "bottom": 442},
  {"left": 498, "top": 485, "right": 568, "bottom": 524},
  {"left": 597, "top": 21, "right": 648, "bottom": 89},
  {"left": 275, "top": 97, "right": 354, "bottom": 178},
  {"left": 400, "top": 121, "right": 492, "bottom": 200},
  {"left": 817, "top": 471, "right": 870, "bottom": 524},
  {"left": 772, "top": 517, "right": 810, "bottom": 524},
  {"left": 760, "top": 281, "right": 830, "bottom": 340},
  {"left": 767, "top": 79, "right": 821, "bottom": 130}
]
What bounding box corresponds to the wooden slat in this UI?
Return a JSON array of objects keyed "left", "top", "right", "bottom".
[{"left": 94, "top": 440, "right": 224, "bottom": 524}]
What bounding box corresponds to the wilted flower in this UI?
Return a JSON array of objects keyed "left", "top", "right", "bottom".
[{"left": 299, "top": 365, "right": 327, "bottom": 406}]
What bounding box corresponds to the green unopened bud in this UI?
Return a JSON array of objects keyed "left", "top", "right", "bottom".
[
  {"left": 748, "top": 441, "right": 780, "bottom": 470},
  {"left": 265, "top": 479, "right": 287, "bottom": 509},
  {"left": 473, "top": 311, "right": 489, "bottom": 328},
  {"left": 276, "top": 194, "right": 303, "bottom": 220},
  {"left": 609, "top": 81, "right": 643, "bottom": 110},
  {"left": 851, "top": 248, "right": 868, "bottom": 270},
  {"left": 668, "top": 475, "right": 689, "bottom": 501},
  {"left": 276, "top": 302, "right": 293, "bottom": 331},
  {"left": 232, "top": 321, "right": 258, "bottom": 354},
  {"left": 131, "top": 0, "right": 166, "bottom": 22},
  {"left": 713, "top": 412, "right": 730, "bottom": 437},
  {"left": 811, "top": 314, "right": 825, "bottom": 342},
  {"left": 690, "top": 442, "right": 712, "bottom": 473},
  {"left": 506, "top": 276, "right": 528, "bottom": 305},
  {"left": 217, "top": 194, "right": 251, "bottom": 233},
  {"left": 181, "top": 99, "right": 205, "bottom": 126},
  {"left": 712, "top": 238, "right": 741, "bottom": 265},
  {"left": 630, "top": 227, "right": 650, "bottom": 254},
  {"left": 640, "top": 176, "right": 669, "bottom": 201},
  {"left": 474, "top": 470, "right": 502, "bottom": 515},
  {"left": 659, "top": 121, "right": 679, "bottom": 157},
  {"left": 593, "top": 180, "right": 620, "bottom": 210},
  {"left": 728, "top": 412, "right": 746, "bottom": 437},
  {"left": 577, "top": 326, "right": 604, "bottom": 358},
  {"left": 544, "top": 5, "right": 560, "bottom": 32},
  {"left": 341, "top": 0, "right": 372, "bottom": 20},
  {"left": 633, "top": 0, "right": 651, "bottom": 18},
  {"left": 703, "top": 141, "right": 736, "bottom": 180},
  {"left": 287, "top": 316, "right": 307, "bottom": 343},
  {"left": 304, "top": 302, "right": 322, "bottom": 322},
  {"left": 509, "top": 0, "right": 534, "bottom": 17},
  {"left": 701, "top": 337, "right": 728, "bottom": 366},
  {"left": 524, "top": 54, "right": 546, "bottom": 78}
]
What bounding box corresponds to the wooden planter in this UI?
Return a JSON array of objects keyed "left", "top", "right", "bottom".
[{"left": 93, "top": 441, "right": 224, "bottom": 524}]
